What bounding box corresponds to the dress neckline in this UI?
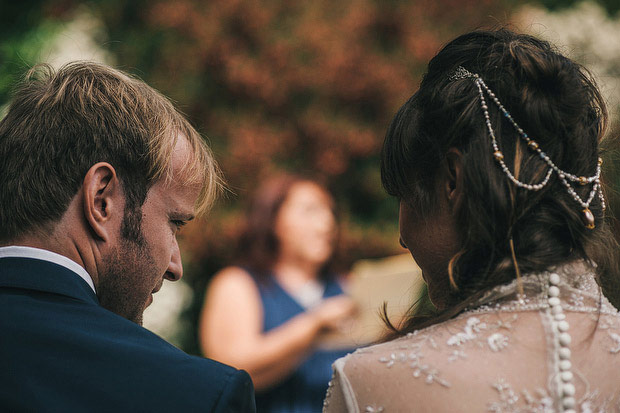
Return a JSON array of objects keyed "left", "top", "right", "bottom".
[{"left": 461, "top": 260, "right": 616, "bottom": 316}]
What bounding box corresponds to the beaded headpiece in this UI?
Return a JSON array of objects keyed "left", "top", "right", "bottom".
[{"left": 449, "top": 66, "right": 605, "bottom": 229}]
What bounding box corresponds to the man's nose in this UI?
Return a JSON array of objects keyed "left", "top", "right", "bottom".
[{"left": 164, "top": 241, "right": 183, "bottom": 281}]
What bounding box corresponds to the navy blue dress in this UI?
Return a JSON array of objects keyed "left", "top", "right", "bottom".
[{"left": 250, "top": 272, "right": 354, "bottom": 413}]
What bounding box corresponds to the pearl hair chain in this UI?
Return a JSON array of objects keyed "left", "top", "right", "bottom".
[{"left": 450, "top": 66, "right": 605, "bottom": 229}]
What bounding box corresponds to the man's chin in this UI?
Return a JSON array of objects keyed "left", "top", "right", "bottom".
[
  {"left": 112, "top": 308, "right": 144, "bottom": 325},
  {"left": 128, "top": 307, "right": 145, "bottom": 326},
  {"left": 120, "top": 307, "right": 145, "bottom": 325}
]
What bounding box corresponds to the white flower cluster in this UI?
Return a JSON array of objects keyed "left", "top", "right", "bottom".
[
  {"left": 517, "top": 1, "right": 620, "bottom": 127},
  {"left": 143, "top": 280, "right": 194, "bottom": 346},
  {"left": 46, "top": 5, "right": 114, "bottom": 68}
]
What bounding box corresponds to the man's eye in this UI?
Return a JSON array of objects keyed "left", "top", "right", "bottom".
[{"left": 172, "top": 220, "right": 187, "bottom": 230}]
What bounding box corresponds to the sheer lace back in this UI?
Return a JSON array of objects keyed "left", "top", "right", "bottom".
[{"left": 323, "top": 263, "right": 620, "bottom": 412}]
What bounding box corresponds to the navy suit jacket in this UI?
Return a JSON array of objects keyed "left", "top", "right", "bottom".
[{"left": 0, "top": 257, "right": 256, "bottom": 412}]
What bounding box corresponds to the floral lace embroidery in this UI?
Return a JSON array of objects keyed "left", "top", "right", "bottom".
[
  {"left": 446, "top": 317, "right": 487, "bottom": 346},
  {"left": 569, "top": 291, "right": 585, "bottom": 307},
  {"left": 375, "top": 314, "right": 521, "bottom": 390},
  {"left": 448, "top": 315, "right": 517, "bottom": 353},
  {"left": 378, "top": 341, "right": 451, "bottom": 387},
  {"left": 322, "top": 379, "right": 334, "bottom": 411},
  {"left": 489, "top": 382, "right": 618, "bottom": 413},
  {"left": 608, "top": 331, "right": 620, "bottom": 354},
  {"left": 489, "top": 379, "right": 554, "bottom": 413},
  {"left": 488, "top": 333, "right": 509, "bottom": 352},
  {"left": 324, "top": 264, "right": 620, "bottom": 412},
  {"left": 448, "top": 349, "right": 467, "bottom": 362}
]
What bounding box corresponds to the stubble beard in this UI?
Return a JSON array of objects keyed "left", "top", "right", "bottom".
[{"left": 97, "top": 208, "right": 156, "bottom": 325}]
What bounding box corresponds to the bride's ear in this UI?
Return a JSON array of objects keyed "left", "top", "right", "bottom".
[{"left": 443, "top": 147, "right": 464, "bottom": 213}]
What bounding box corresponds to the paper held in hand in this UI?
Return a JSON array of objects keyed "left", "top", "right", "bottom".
[{"left": 318, "top": 253, "right": 425, "bottom": 350}]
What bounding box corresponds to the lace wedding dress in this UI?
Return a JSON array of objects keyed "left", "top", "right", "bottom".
[{"left": 323, "top": 262, "right": 620, "bottom": 412}]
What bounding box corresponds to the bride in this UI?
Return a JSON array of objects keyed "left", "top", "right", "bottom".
[{"left": 323, "top": 29, "right": 620, "bottom": 412}]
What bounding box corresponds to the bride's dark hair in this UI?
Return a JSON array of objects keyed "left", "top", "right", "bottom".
[{"left": 381, "top": 28, "right": 620, "bottom": 336}]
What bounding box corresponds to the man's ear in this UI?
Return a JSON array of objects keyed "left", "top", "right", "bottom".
[
  {"left": 82, "top": 162, "right": 121, "bottom": 241},
  {"left": 444, "top": 148, "right": 464, "bottom": 213}
]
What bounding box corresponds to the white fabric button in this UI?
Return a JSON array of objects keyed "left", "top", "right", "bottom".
[
  {"left": 561, "top": 371, "right": 573, "bottom": 382},
  {"left": 559, "top": 333, "right": 572, "bottom": 346},
  {"left": 563, "top": 397, "right": 576, "bottom": 409},
  {"left": 563, "top": 383, "right": 575, "bottom": 396},
  {"left": 549, "top": 273, "right": 560, "bottom": 284},
  {"left": 559, "top": 347, "right": 571, "bottom": 359}
]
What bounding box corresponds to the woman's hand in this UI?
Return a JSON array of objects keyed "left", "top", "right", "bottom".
[
  {"left": 311, "top": 295, "right": 358, "bottom": 332},
  {"left": 201, "top": 268, "right": 355, "bottom": 390}
]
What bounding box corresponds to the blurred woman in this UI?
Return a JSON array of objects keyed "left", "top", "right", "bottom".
[
  {"left": 323, "top": 29, "right": 620, "bottom": 412},
  {"left": 200, "top": 175, "right": 356, "bottom": 413}
]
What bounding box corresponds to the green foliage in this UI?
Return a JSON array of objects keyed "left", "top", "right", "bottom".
[
  {"left": 0, "top": 2, "right": 68, "bottom": 107},
  {"left": 87, "top": 0, "right": 517, "bottom": 262}
]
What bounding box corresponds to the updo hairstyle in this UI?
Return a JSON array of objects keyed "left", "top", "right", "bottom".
[{"left": 381, "top": 29, "right": 620, "bottom": 332}]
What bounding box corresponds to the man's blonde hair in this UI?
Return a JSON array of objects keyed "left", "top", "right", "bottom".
[{"left": 0, "top": 61, "right": 222, "bottom": 241}]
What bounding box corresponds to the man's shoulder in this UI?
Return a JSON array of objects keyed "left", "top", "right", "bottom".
[
  {"left": 0, "top": 276, "right": 255, "bottom": 411},
  {"left": 94, "top": 325, "right": 256, "bottom": 411}
]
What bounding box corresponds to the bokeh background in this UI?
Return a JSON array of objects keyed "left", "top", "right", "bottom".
[{"left": 2, "top": 0, "right": 620, "bottom": 354}]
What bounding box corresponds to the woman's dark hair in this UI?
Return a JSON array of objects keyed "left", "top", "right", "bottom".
[
  {"left": 235, "top": 174, "right": 337, "bottom": 280},
  {"left": 381, "top": 28, "right": 620, "bottom": 336}
]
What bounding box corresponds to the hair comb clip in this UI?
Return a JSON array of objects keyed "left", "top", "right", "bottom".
[{"left": 449, "top": 66, "right": 477, "bottom": 81}]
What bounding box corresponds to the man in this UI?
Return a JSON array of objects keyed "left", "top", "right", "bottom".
[{"left": 0, "top": 62, "right": 255, "bottom": 412}]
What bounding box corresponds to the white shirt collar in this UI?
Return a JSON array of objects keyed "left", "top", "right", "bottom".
[{"left": 0, "top": 246, "right": 96, "bottom": 293}]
